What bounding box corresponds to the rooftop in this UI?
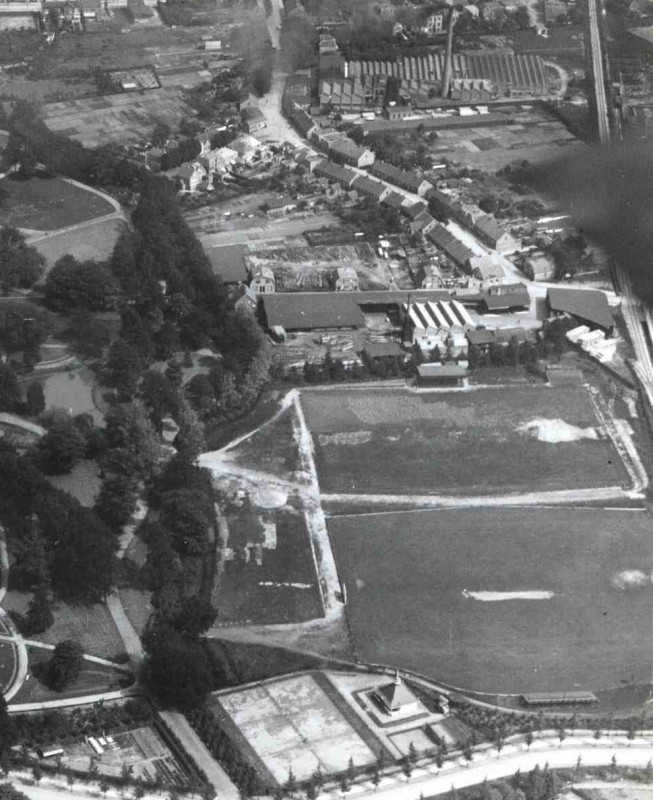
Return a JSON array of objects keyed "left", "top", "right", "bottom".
[{"left": 547, "top": 287, "right": 613, "bottom": 330}]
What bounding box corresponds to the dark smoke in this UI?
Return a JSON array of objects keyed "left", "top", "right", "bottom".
[{"left": 524, "top": 143, "right": 653, "bottom": 304}]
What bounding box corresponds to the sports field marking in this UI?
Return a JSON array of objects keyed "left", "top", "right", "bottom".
[{"left": 462, "top": 590, "right": 555, "bottom": 601}]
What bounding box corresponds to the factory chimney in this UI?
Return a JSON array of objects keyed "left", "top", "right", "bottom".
[{"left": 441, "top": 9, "right": 455, "bottom": 98}]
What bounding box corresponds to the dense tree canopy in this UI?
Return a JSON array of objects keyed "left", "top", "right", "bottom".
[
  {"left": 44, "top": 255, "right": 118, "bottom": 312},
  {"left": 47, "top": 639, "right": 84, "bottom": 691},
  {"left": 0, "top": 226, "right": 45, "bottom": 293}
]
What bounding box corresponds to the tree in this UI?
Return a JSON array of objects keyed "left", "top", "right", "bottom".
[
  {"left": 371, "top": 765, "right": 380, "bottom": 789},
  {"left": 402, "top": 759, "right": 412, "bottom": 780},
  {"left": 25, "top": 382, "right": 45, "bottom": 416},
  {"left": 168, "top": 596, "right": 217, "bottom": 637},
  {"left": 32, "top": 765, "right": 43, "bottom": 786},
  {"left": 0, "top": 226, "right": 44, "bottom": 293},
  {"left": 103, "top": 402, "right": 162, "bottom": 481},
  {"left": 106, "top": 339, "right": 142, "bottom": 401},
  {"left": 408, "top": 742, "right": 418, "bottom": 765},
  {"left": 645, "top": 759, "right": 652, "bottom": 783},
  {"left": 462, "top": 742, "right": 473, "bottom": 764},
  {"left": 95, "top": 474, "right": 138, "bottom": 530},
  {"left": 65, "top": 310, "right": 111, "bottom": 359},
  {"left": 174, "top": 399, "right": 205, "bottom": 463},
  {"left": 44, "top": 256, "right": 118, "bottom": 312},
  {"left": 610, "top": 754, "right": 617, "bottom": 775},
  {"left": 0, "top": 365, "right": 20, "bottom": 413},
  {"left": 25, "top": 583, "right": 54, "bottom": 634},
  {"left": 47, "top": 639, "right": 84, "bottom": 691},
  {"left": 151, "top": 122, "right": 171, "bottom": 149},
  {"left": 346, "top": 757, "right": 355, "bottom": 784},
  {"left": 525, "top": 729, "right": 533, "bottom": 749},
  {"left": 142, "top": 626, "right": 214, "bottom": 708},
  {"left": 339, "top": 776, "right": 350, "bottom": 795},
  {"left": 284, "top": 768, "right": 297, "bottom": 797},
  {"left": 38, "top": 418, "right": 87, "bottom": 475}
]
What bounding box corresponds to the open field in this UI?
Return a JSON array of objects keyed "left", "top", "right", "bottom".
[
  {"left": 301, "top": 385, "right": 629, "bottom": 496},
  {"left": 0, "top": 175, "right": 113, "bottom": 231},
  {"left": 29, "top": 217, "right": 127, "bottom": 270},
  {"left": 225, "top": 405, "right": 300, "bottom": 479},
  {"left": 11, "top": 645, "right": 130, "bottom": 705},
  {"left": 216, "top": 510, "right": 323, "bottom": 624},
  {"left": 41, "top": 88, "right": 195, "bottom": 149},
  {"left": 188, "top": 212, "right": 341, "bottom": 248},
  {"left": 4, "top": 591, "right": 125, "bottom": 660},
  {"left": 365, "top": 106, "right": 583, "bottom": 171},
  {"left": 210, "top": 673, "right": 380, "bottom": 784},
  {"left": 329, "top": 506, "right": 653, "bottom": 694}
]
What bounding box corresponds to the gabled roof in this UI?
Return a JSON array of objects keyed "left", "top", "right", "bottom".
[
  {"left": 475, "top": 214, "right": 512, "bottom": 244},
  {"left": 351, "top": 174, "right": 387, "bottom": 199},
  {"left": 404, "top": 201, "right": 428, "bottom": 219},
  {"left": 547, "top": 288, "right": 613, "bottom": 330},
  {"left": 382, "top": 191, "right": 407, "bottom": 210}
]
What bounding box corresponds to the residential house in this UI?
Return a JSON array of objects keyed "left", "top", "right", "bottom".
[
  {"left": 351, "top": 174, "right": 390, "bottom": 201},
  {"left": 231, "top": 134, "right": 264, "bottom": 161},
  {"left": 422, "top": 10, "right": 446, "bottom": 33},
  {"left": 410, "top": 211, "right": 437, "bottom": 235},
  {"left": 426, "top": 224, "right": 476, "bottom": 268},
  {"left": 177, "top": 161, "right": 206, "bottom": 193},
  {"left": 381, "top": 191, "right": 407, "bottom": 211},
  {"left": 328, "top": 138, "right": 376, "bottom": 168},
  {"left": 313, "top": 160, "right": 358, "bottom": 188},
  {"left": 250, "top": 265, "right": 276, "bottom": 294},
  {"left": 469, "top": 255, "right": 505, "bottom": 283},
  {"left": 474, "top": 215, "right": 518, "bottom": 253},
  {"left": 234, "top": 284, "right": 258, "bottom": 314},
  {"left": 385, "top": 105, "right": 414, "bottom": 120},
  {"left": 522, "top": 253, "right": 555, "bottom": 281},
  {"left": 289, "top": 107, "right": 317, "bottom": 139},
  {"left": 422, "top": 272, "right": 442, "bottom": 289},
  {"left": 371, "top": 161, "right": 433, "bottom": 196},
  {"left": 335, "top": 266, "right": 360, "bottom": 292},
  {"left": 241, "top": 106, "right": 267, "bottom": 134},
  {"left": 81, "top": 0, "right": 100, "bottom": 19},
  {"left": 127, "top": 0, "right": 152, "bottom": 19}
]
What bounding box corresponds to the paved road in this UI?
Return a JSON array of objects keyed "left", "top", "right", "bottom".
[
  {"left": 159, "top": 712, "right": 239, "bottom": 800},
  {"left": 317, "top": 735, "right": 653, "bottom": 800}
]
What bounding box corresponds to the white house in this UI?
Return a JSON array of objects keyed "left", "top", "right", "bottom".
[
  {"left": 374, "top": 673, "right": 424, "bottom": 719},
  {"left": 178, "top": 161, "right": 206, "bottom": 193},
  {"left": 250, "top": 265, "right": 276, "bottom": 294}
]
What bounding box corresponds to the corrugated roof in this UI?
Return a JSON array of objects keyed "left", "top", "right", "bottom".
[{"left": 547, "top": 288, "right": 614, "bottom": 330}]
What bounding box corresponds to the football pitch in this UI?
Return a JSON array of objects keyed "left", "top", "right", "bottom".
[{"left": 329, "top": 507, "right": 653, "bottom": 694}]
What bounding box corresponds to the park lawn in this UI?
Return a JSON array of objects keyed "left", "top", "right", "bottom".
[
  {"left": 329, "top": 507, "right": 653, "bottom": 695},
  {"left": 11, "top": 646, "right": 132, "bottom": 705},
  {"left": 301, "top": 385, "right": 629, "bottom": 495},
  {"left": 5, "top": 591, "right": 126, "bottom": 661},
  {"left": 31, "top": 217, "right": 127, "bottom": 269},
  {"left": 0, "top": 175, "right": 114, "bottom": 231}
]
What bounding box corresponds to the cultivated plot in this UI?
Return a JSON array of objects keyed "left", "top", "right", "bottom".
[
  {"left": 212, "top": 674, "right": 379, "bottom": 783},
  {"left": 329, "top": 507, "right": 653, "bottom": 694},
  {"left": 302, "top": 385, "right": 630, "bottom": 496}
]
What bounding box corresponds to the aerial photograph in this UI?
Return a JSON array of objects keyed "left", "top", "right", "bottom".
[{"left": 1, "top": 0, "right": 653, "bottom": 797}]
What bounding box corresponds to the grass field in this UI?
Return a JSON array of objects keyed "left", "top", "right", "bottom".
[
  {"left": 216, "top": 511, "right": 323, "bottom": 624},
  {"left": 5, "top": 591, "right": 125, "bottom": 660},
  {"left": 329, "top": 507, "right": 653, "bottom": 694},
  {"left": 0, "top": 175, "right": 113, "bottom": 231},
  {"left": 226, "top": 406, "right": 300, "bottom": 480},
  {"left": 211, "top": 673, "right": 379, "bottom": 784},
  {"left": 301, "top": 385, "right": 628, "bottom": 496},
  {"left": 11, "top": 646, "right": 131, "bottom": 705},
  {"left": 30, "top": 217, "right": 127, "bottom": 270}
]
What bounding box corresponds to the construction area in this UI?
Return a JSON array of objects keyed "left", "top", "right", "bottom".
[{"left": 246, "top": 244, "right": 397, "bottom": 292}]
